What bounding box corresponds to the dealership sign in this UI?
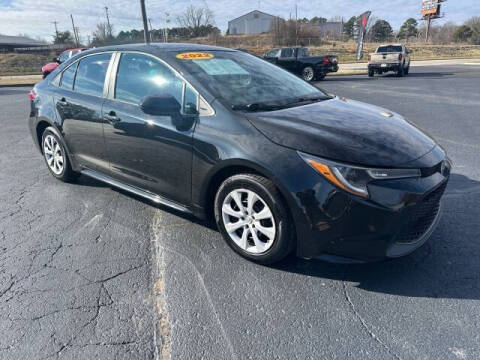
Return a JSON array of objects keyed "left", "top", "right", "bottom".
[{"left": 422, "top": 0, "right": 441, "bottom": 17}]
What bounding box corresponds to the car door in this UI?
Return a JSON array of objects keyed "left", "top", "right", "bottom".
[
  {"left": 53, "top": 52, "right": 113, "bottom": 172},
  {"left": 277, "top": 48, "right": 297, "bottom": 73},
  {"left": 101, "top": 52, "right": 197, "bottom": 205}
]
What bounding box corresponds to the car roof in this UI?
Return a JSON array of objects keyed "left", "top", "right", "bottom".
[{"left": 81, "top": 42, "right": 235, "bottom": 56}]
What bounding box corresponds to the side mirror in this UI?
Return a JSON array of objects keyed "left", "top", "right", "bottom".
[
  {"left": 140, "top": 95, "right": 181, "bottom": 116},
  {"left": 53, "top": 57, "right": 60, "bottom": 63}
]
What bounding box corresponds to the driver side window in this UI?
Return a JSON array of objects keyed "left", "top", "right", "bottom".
[{"left": 115, "top": 53, "right": 183, "bottom": 105}]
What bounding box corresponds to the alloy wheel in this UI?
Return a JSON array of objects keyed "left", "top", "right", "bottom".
[
  {"left": 302, "top": 67, "right": 314, "bottom": 81},
  {"left": 43, "top": 134, "right": 64, "bottom": 175},
  {"left": 221, "top": 188, "right": 276, "bottom": 254}
]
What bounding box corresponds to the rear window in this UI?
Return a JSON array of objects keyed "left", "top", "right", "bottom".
[
  {"left": 377, "top": 46, "right": 402, "bottom": 53},
  {"left": 74, "top": 53, "right": 111, "bottom": 97}
]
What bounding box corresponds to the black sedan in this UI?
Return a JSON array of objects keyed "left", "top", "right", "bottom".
[{"left": 28, "top": 43, "right": 450, "bottom": 264}]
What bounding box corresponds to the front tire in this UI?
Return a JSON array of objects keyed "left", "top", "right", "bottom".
[
  {"left": 214, "top": 174, "right": 294, "bottom": 264},
  {"left": 302, "top": 66, "right": 315, "bottom": 82},
  {"left": 41, "top": 127, "right": 78, "bottom": 182}
]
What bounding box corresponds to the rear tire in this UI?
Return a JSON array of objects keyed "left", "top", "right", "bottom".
[
  {"left": 368, "top": 68, "right": 374, "bottom": 77},
  {"left": 302, "top": 66, "right": 315, "bottom": 82},
  {"left": 214, "top": 174, "right": 294, "bottom": 264},
  {"left": 405, "top": 64, "right": 410, "bottom": 75},
  {"left": 41, "top": 127, "right": 79, "bottom": 183},
  {"left": 397, "top": 63, "right": 405, "bottom": 77}
]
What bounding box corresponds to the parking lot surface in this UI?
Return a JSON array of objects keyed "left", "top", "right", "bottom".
[{"left": 1, "top": 64, "right": 479, "bottom": 359}]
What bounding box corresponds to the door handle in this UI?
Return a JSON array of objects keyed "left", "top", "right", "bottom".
[
  {"left": 58, "top": 97, "right": 68, "bottom": 106},
  {"left": 104, "top": 111, "right": 121, "bottom": 124}
]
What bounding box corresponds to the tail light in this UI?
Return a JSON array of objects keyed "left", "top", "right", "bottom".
[
  {"left": 28, "top": 89, "right": 36, "bottom": 100},
  {"left": 368, "top": 55, "right": 371, "bottom": 61},
  {"left": 322, "top": 56, "right": 329, "bottom": 66},
  {"left": 398, "top": 54, "right": 403, "bottom": 61}
]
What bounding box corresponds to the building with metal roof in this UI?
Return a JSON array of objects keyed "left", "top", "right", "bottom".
[
  {"left": 228, "top": 10, "right": 276, "bottom": 35},
  {"left": 0, "top": 35, "right": 45, "bottom": 52}
]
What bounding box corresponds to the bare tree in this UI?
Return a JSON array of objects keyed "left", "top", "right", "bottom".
[
  {"left": 91, "top": 22, "right": 114, "bottom": 45},
  {"left": 177, "top": 5, "right": 214, "bottom": 29}
]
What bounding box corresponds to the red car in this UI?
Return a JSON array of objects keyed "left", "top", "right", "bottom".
[{"left": 42, "top": 48, "right": 86, "bottom": 78}]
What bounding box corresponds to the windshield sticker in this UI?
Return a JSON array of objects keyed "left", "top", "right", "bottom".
[
  {"left": 192, "top": 59, "right": 249, "bottom": 76},
  {"left": 176, "top": 52, "right": 214, "bottom": 60}
]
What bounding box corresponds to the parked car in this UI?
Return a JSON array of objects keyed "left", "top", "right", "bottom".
[
  {"left": 29, "top": 44, "right": 450, "bottom": 264},
  {"left": 41, "top": 48, "right": 86, "bottom": 78},
  {"left": 368, "top": 44, "right": 411, "bottom": 77},
  {"left": 264, "top": 47, "right": 338, "bottom": 81}
]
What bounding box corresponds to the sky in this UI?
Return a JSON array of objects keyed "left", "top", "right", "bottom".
[{"left": 0, "top": 0, "right": 478, "bottom": 42}]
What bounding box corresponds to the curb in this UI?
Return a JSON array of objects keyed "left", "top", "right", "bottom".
[{"left": 0, "top": 83, "right": 37, "bottom": 88}]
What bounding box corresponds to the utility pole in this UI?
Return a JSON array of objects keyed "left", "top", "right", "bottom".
[
  {"left": 70, "top": 14, "right": 79, "bottom": 47},
  {"left": 295, "top": 1, "right": 298, "bottom": 46},
  {"left": 105, "top": 6, "right": 112, "bottom": 37},
  {"left": 140, "top": 0, "right": 150, "bottom": 44},
  {"left": 148, "top": 18, "right": 154, "bottom": 41},
  {"left": 52, "top": 21, "right": 59, "bottom": 40}
]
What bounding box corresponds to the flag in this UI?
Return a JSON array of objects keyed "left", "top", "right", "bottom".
[{"left": 356, "top": 11, "right": 371, "bottom": 61}]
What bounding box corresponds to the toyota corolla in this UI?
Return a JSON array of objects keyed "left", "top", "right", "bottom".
[{"left": 28, "top": 43, "right": 450, "bottom": 264}]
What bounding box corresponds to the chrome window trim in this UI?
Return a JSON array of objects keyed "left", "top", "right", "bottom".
[
  {"left": 52, "top": 51, "right": 115, "bottom": 99},
  {"left": 110, "top": 50, "right": 215, "bottom": 117}
]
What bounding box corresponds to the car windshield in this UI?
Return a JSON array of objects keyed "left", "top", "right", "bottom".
[
  {"left": 172, "top": 50, "right": 330, "bottom": 111},
  {"left": 377, "top": 46, "right": 403, "bottom": 53}
]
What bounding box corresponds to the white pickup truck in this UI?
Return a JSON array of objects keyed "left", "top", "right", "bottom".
[{"left": 368, "top": 44, "right": 411, "bottom": 77}]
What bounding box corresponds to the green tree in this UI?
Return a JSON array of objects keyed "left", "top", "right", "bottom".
[
  {"left": 453, "top": 25, "right": 473, "bottom": 42},
  {"left": 369, "top": 20, "right": 393, "bottom": 42},
  {"left": 398, "top": 18, "right": 418, "bottom": 39},
  {"left": 343, "top": 16, "right": 357, "bottom": 39},
  {"left": 53, "top": 30, "right": 74, "bottom": 44}
]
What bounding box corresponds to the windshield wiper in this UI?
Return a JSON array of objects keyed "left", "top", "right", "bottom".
[
  {"left": 231, "top": 95, "right": 333, "bottom": 112},
  {"left": 231, "top": 102, "right": 283, "bottom": 112}
]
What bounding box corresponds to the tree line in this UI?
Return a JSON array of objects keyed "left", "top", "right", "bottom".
[{"left": 51, "top": 5, "right": 480, "bottom": 47}]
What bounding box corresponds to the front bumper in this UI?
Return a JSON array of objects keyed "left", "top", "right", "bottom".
[{"left": 289, "top": 147, "right": 450, "bottom": 262}]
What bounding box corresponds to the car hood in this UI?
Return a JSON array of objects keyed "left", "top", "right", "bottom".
[
  {"left": 42, "top": 62, "right": 59, "bottom": 72},
  {"left": 245, "top": 97, "right": 436, "bottom": 167}
]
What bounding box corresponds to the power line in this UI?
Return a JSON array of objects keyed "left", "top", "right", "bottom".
[{"left": 70, "top": 14, "right": 79, "bottom": 47}]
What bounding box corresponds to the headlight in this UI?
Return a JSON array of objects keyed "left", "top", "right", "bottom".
[{"left": 299, "top": 152, "right": 421, "bottom": 198}]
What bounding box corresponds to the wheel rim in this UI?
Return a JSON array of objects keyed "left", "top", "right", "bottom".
[
  {"left": 43, "top": 135, "right": 64, "bottom": 175},
  {"left": 221, "top": 189, "right": 276, "bottom": 254},
  {"left": 303, "top": 67, "right": 314, "bottom": 81}
]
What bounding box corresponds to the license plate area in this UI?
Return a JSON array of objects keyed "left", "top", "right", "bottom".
[{"left": 381, "top": 64, "right": 387, "bottom": 67}]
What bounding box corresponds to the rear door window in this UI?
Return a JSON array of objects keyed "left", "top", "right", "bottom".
[
  {"left": 60, "top": 63, "right": 77, "bottom": 90},
  {"left": 74, "top": 53, "right": 112, "bottom": 97},
  {"left": 280, "top": 48, "right": 294, "bottom": 58},
  {"left": 114, "top": 53, "right": 183, "bottom": 105}
]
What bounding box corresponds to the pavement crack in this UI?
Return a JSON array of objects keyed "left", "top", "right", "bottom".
[{"left": 342, "top": 281, "right": 403, "bottom": 360}]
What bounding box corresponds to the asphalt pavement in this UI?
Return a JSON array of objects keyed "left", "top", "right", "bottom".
[{"left": 1, "top": 64, "right": 479, "bottom": 359}]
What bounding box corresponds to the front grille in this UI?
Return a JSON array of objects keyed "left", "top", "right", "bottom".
[{"left": 395, "top": 182, "right": 447, "bottom": 244}]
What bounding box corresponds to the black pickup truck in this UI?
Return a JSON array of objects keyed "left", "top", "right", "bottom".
[{"left": 264, "top": 47, "right": 338, "bottom": 82}]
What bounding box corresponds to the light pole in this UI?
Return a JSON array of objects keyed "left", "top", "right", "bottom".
[{"left": 140, "top": 0, "right": 150, "bottom": 44}]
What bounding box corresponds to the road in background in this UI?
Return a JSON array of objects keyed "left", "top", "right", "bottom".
[{"left": 0, "top": 64, "right": 479, "bottom": 359}]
